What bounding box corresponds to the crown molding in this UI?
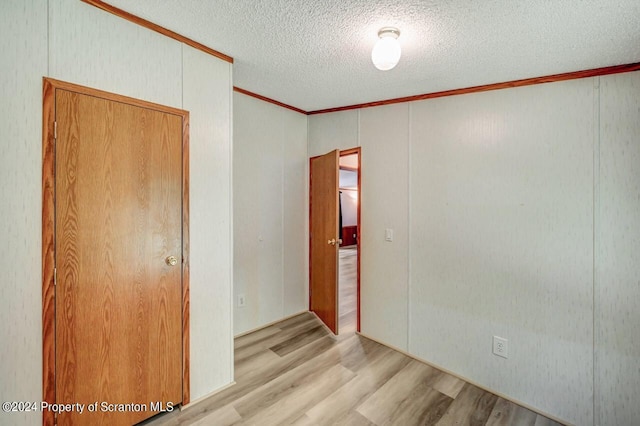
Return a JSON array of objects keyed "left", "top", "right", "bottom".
[
  {"left": 309, "top": 62, "right": 640, "bottom": 115},
  {"left": 82, "top": 0, "right": 233, "bottom": 63}
]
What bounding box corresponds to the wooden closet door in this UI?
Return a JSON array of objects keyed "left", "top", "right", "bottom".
[
  {"left": 309, "top": 149, "right": 340, "bottom": 334},
  {"left": 55, "top": 89, "right": 183, "bottom": 425}
]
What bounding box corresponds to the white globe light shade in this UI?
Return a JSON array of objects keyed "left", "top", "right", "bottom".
[{"left": 371, "top": 29, "right": 401, "bottom": 71}]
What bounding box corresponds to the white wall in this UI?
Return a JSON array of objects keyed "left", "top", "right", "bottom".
[
  {"left": 233, "top": 92, "right": 308, "bottom": 335},
  {"left": 360, "top": 103, "right": 410, "bottom": 351},
  {"left": 597, "top": 72, "right": 640, "bottom": 425},
  {"left": 0, "top": 1, "right": 233, "bottom": 423},
  {"left": 308, "top": 110, "right": 359, "bottom": 157},
  {"left": 409, "top": 80, "right": 594, "bottom": 425},
  {"left": 0, "top": 2, "right": 48, "bottom": 425},
  {"left": 308, "top": 72, "right": 640, "bottom": 426},
  {"left": 182, "top": 46, "right": 234, "bottom": 401},
  {"left": 282, "top": 107, "right": 309, "bottom": 317}
]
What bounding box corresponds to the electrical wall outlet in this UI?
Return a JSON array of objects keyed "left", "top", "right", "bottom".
[
  {"left": 237, "top": 294, "right": 246, "bottom": 308},
  {"left": 493, "top": 336, "right": 508, "bottom": 358},
  {"left": 385, "top": 228, "right": 393, "bottom": 242}
]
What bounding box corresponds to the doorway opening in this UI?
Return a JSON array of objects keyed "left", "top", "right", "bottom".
[
  {"left": 338, "top": 148, "right": 360, "bottom": 334},
  {"left": 308, "top": 147, "right": 361, "bottom": 336}
]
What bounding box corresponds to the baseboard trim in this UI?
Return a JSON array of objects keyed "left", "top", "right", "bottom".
[
  {"left": 180, "top": 381, "right": 237, "bottom": 412},
  {"left": 234, "top": 311, "right": 309, "bottom": 338},
  {"left": 356, "top": 331, "right": 572, "bottom": 426}
]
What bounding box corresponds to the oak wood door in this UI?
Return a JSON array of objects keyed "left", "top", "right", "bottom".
[
  {"left": 309, "top": 150, "right": 340, "bottom": 334},
  {"left": 55, "top": 89, "right": 183, "bottom": 425}
]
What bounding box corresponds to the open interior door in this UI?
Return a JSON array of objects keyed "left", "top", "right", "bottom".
[{"left": 309, "top": 149, "right": 340, "bottom": 334}]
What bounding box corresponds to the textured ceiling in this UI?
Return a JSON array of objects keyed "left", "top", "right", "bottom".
[{"left": 106, "top": 0, "right": 640, "bottom": 112}]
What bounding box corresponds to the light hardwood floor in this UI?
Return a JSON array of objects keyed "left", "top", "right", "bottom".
[
  {"left": 143, "top": 310, "right": 563, "bottom": 425},
  {"left": 339, "top": 246, "right": 357, "bottom": 335}
]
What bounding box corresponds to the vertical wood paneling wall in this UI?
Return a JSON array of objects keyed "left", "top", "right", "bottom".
[
  {"left": 0, "top": 2, "right": 48, "bottom": 425},
  {"left": 233, "top": 92, "right": 308, "bottom": 335},
  {"left": 282, "top": 106, "right": 309, "bottom": 318},
  {"left": 182, "top": 45, "right": 234, "bottom": 400},
  {"left": 308, "top": 71, "right": 640, "bottom": 426},
  {"left": 49, "top": 0, "right": 182, "bottom": 109},
  {"left": 408, "top": 80, "right": 595, "bottom": 425},
  {"left": 359, "top": 104, "right": 410, "bottom": 351},
  {"left": 597, "top": 72, "right": 640, "bottom": 425},
  {"left": 0, "top": 0, "right": 233, "bottom": 423},
  {"left": 2, "top": 0, "right": 638, "bottom": 424},
  {"left": 308, "top": 109, "right": 360, "bottom": 155}
]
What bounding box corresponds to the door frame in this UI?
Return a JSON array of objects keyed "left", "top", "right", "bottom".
[
  {"left": 308, "top": 147, "right": 361, "bottom": 333},
  {"left": 41, "top": 78, "right": 190, "bottom": 426},
  {"left": 339, "top": 147, "right": 361, "bottom": 332}
]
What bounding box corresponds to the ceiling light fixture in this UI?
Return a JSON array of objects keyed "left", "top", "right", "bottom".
[{"left": 371, "top": 27, "right": 401, "bottom": 71}]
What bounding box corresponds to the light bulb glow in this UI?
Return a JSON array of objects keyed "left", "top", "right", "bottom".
[{"left": 371, "top": 28, "right": 401, "bottom": 71}]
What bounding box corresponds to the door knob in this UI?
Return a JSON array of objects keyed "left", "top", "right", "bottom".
[
  {"left": 165, "top": 255, "right": 179, "bottom": 266},
  {"left": 328, "top": 239, "right": 336, "bottom": 246}
]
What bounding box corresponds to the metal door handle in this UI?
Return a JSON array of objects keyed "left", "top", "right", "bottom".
[
  {"left": 165, "top": 255, "right": 179, "bottom": 266},
  {"left": 328, "top": 239, "right": 336, "bottom": 246}
]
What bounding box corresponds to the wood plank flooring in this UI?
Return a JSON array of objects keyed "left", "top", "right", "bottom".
[
  {"left": 142, "top": 312, "right": 564, "bottom": 426},
  {"left": 339, "top": 246, "right": 357, "bottom": 335}
]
